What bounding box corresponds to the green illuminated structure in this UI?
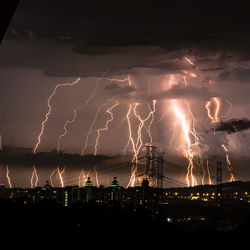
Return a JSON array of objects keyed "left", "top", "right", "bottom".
[
  {"left": 110, "top": 177, "right": 119, "bottom": 187},
  {"left": 85, "top": 177, "right": 93, "bottom": 187}
]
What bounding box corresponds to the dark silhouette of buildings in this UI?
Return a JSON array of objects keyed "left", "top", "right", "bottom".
[{"left": 0, "top": 177, "right": 250, "bottom": 233}]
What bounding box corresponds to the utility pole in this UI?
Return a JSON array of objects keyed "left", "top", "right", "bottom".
[
  {"left": 145, "top": 144, "right": 157, "bottom": 186},
  {"left": 144, "top": 144, "right": 164, "bottom": 188}
]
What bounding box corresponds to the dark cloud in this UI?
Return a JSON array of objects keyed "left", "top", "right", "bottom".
[
  {"left": 218, "top": 67, "right": 250, "bottom": 84},
  {"left": 5, "top": 0, "right": 250, "bottom": 58},
  {"left": 1, "top": 0, "right": 249, "bottom": 79},
  {"left": 218, "top": 70, "right": 232, "bottom": 81},
  {"left": 0, "top": 36, "right": 200, "bottom": 77},
  {"left": 212, "top": 118, "right": 250, "bottom": 134}
]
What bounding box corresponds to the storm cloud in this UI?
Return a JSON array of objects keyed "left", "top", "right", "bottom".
[
  {"left": 212, "top": 118, "right": 250, "bottom": 134},
  {"left": 1, "top": 0, "right": 250, "bottom": 77}
]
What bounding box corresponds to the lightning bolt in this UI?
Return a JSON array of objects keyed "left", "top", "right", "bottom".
[
  {"left": 49, "top": 168, "right": 57, "bottom": 187},
  {"left": 94, "top": 74, "right": 132, "bottom": 86},
  {"left": 213, "top": 97, "right": 221, "bottom": 123},
  {"left": 123, "top": 104, "right": 138, "bottom": 187},
  {"left": 121, "top": 105, "right": 136, "bottom": 154},
  {"left": 200, "top": 159, "right": 206, "bottom": 185},
  {"left": 78, "top": 168, "right": 87, "bottom": 187},
  {"left": 57, "top": 82, "right": 99, "bottom": 153},
  {"left": 184, "top": 56, "right": 198, "bottom": 70},
  {"left": 94, "top": 101, "right": 119, "bottom": 155},
  {"left": 81, "top": 99, "right": 114, "bottom": 155},
  {"left": 206, "top": 159, "right": 213, "bottom": 185},
  {"left": 33, "top": 77, "right": 81, "bottom": 154},
  {"left": 221, "top": 144, "right": 236, "bottom": 182},
  {"left": 133, "top": 102, "right": 156, "bottom": 153},
  {"left": 205, "top": 97, "right": 222, "bottom": 124},
  {"left": 94, "top": 166, "right": 99, "bottom": 187},
  {"left": 205, "top": 100, "right": 214, "bottom": 123},
  {"left": 132, "top": 103, "right": 144, "bottom": 160},
  {"left": 183, "top": 76, "right": 188, "bottom": 85},
  {"left": 185, "top": 101, "right": 210, "bottom": 186},
  {"left": 221, "top": 99, "right": 233, "bottom": 119},
  {"left": 57, "top": 166, "right": 65, "bottom": 187},
  {"left": 205, "top": 97, "right": 236, "bottom": 182},
  {"left": 182, "top": 70, "right": 197, "bottom": 78},
  {"left": 204, "top": 95, "right": 235, "bottom": 181},
  {"left": 185, "top": 56, "right": 195, "bottom": 66},
  {"left": 168, "top": 72, "right": 211, "bottom": 186},
  {"left": 6, "top": 165, "right": 12, "bottom": 188},
  {"left": 87, "top": 74, "right": 133, "bottom": 156},
  {"left": 172, "top": 100, "right": 197, "bottom": 187},
  {"left": 31, "top": 166, "right": 38, "bottom": 188},
  {"left": 126, "top": 100, "right": 157, "bottom": 187},
  {"left": 169, "top": 120, "right": 178, "bottom": 145},
  {"left": 147, "top": 100, "right": 157, "bottom": 144}
]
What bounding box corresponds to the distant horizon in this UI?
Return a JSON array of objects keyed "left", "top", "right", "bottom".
[
  {"left": 0, "top": 177, "right": 249, "bottom": 190},
  {"left": 1, "top": 145, "right": 250, "bottom": 189}
]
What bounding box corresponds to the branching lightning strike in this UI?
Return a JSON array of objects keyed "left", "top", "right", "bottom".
[
  {"left": 126, "top": 100, "right": 157, "bottom": 187},
  {"left": 57, "top": 82, "right": 98, "bottom": 153},
  {"left": 172, "top": 101, "right": 197, "bottom": 187},
  {"left": 31, "top": 166, "right": 38, "bottom": 188},
  {"left": 78, "top": 168, "right": 87, "bottom": 187},
  {"left": 94, "top": 101, "right": 119, "bottom": 155},
  {"left": 81, "top": 99, "right": 114, "bottom": 155},
  {"left": 57, "top": 166, "right": 65, "bottom": 187},
  {"left": 94, "top": 166, "right": 100, "bottom": 187},
  {"left": 205, "top": 97, "right": 222, "bottom": 124},
  {"left": 33, "top": 77, "right": 81, "bottom": 154},
  {"left": 221, "top": 144, "right": 236, "bottom": 182}
]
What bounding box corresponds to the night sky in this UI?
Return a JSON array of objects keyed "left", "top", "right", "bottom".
[{"left": 1, "top": 0, "right": 250, "bottom": 186}]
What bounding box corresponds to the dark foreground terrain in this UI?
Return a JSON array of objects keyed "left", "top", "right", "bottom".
[{"left": 0, "top": 197, "right": 249, "bottom": 238}]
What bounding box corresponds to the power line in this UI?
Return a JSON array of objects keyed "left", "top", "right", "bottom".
[{"left": 163, "top": 176, "right": 186, "bottom": 186}]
